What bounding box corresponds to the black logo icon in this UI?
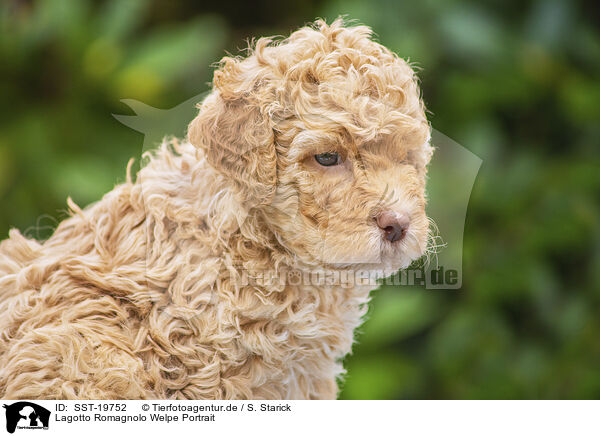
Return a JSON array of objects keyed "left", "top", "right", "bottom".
[{"left": 2, "top": 402, "right": 50, "bottom": 434}]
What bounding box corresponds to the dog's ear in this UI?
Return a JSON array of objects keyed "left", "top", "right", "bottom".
[{"left": 188, "top": 56, "right": 277, "bottom": 206}]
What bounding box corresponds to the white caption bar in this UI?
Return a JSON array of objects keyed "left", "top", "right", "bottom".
[{"left": 1, "top": 400, "right": 598, "bottom": 435}]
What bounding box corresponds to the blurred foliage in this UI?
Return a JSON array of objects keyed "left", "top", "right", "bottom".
[{"left": 1, "top": 0, "right": 599, "bottom": 399}]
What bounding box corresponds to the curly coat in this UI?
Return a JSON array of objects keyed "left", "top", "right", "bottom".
[{"left": 0, "top": 18, "right": 432, "bottom": 399}]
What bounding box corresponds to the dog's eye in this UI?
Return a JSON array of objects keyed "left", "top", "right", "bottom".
[{"left": 314, "top": 152, "right": 341, "bottom": 167}]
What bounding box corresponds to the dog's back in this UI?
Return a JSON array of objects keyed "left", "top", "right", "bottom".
[
  {"left": 0, "top": 175, "right": 156, "bottom": 398},
  {"left": 0, "top": 230, "right": 43, "bottom": 302}
]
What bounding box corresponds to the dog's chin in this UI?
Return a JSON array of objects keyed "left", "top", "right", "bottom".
[
  {"left": 314, "top": 236, "right": 426, "bottom": 274},
  {"left": 369, "top": 251, "right": 416, "bottom": 274},
  {"left": 371, "top": 232, "right": 428, "bottom": 272}
]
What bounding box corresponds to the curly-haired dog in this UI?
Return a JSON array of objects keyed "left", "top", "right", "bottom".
[{"left": 0, "top": 18, "right": 432, "bottom": 399}]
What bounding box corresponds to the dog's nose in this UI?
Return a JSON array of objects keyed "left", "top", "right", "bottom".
[{"left": 376, "top": 211, "right": 410, "bottom": 243}]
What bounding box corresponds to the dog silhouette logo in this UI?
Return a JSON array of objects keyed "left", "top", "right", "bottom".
[{"left": 2, "top": 402, "right": 50, "bottom": 433}]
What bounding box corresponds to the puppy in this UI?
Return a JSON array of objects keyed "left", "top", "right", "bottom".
[{"left": 0, "top": 18, "right": 432, "bottom": 399}]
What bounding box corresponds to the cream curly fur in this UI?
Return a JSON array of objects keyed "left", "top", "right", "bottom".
[{"left": 0, "top": 18, "right": 432, "bottom": 399}]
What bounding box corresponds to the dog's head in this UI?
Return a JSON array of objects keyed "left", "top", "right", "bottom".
[{"left": 189, "top": 18, "right": 432, "bottom": 271}]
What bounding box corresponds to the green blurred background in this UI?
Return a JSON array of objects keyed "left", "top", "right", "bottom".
[{"left": 1, "top": 0, "right": 599, "bottom": 399}]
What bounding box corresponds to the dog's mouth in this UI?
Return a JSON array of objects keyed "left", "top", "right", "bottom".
[
  {"left": 377, "top": 221, "right": 429, "bottom": 264},
  {"left": 311, "top": 226, "right": 426, "bottom": 271},
  {"left": 376, "top": 242, "right": 416, "bottom": 269}
]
